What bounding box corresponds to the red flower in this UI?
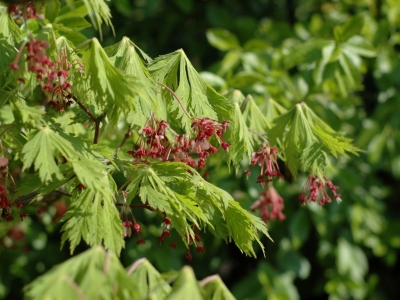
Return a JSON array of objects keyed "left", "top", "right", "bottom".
[
  {"left": 170, "top": 242, "right": 177, "bottom": 249},
  {"left": 185, "top": 251, "right": 192, "bottom": 261},
  {"left": 136, "top": 239, "right": 145, "bottom": 245},
  {"left": 251, "top": 185, "right": 285, "bottom": 223},
  {"left": 299, "top": 175, "right": 341, "bottom": 206}
]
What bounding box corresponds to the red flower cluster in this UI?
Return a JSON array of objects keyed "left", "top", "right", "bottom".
[
  {"left": 250, "top": 144, "right": 283, "bottom": 185},
  {"left": 8, "top": 2, "right": 37, "bottom": 20},
  {"left": 251, "top": 185, "right": 285, "bottom": 223},
  {"left": 0, "top": 157, "right": 28, "bottom": 222},
  {"left": 10, "top": 36, "right": 76, "bottom": 112},
  {"left": 127, "top": 117, "right": 229, "bottom": 169},
  {"left": 299, "top": 174, "right": 341, "bottom": 206}
]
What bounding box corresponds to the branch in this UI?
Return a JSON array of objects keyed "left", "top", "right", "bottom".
[
  {"left": 93, "top": 111, "right": 106, "bottom": 144},
  {"left": 71, "top": 95, "right": 96, "bottom": 122},
  {"left": 157, "top": 82, "right": 192, "bottom": 118},
  {"left": 114, "top": 126, "right": 132, "bottom": 156}
]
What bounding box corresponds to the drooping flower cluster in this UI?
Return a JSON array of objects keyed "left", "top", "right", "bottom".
[
  {"left": 251, "top": 185, "right": 285, "bottom": 223},
  {"left": 298, "top": 174, "right": 341, "bottom": 206},
  {"left": 10, "top": 36, "right": 79, "bottom": 112},
  {"left": 8, "top": 2, "right": 38, "bottom": 21},
  {"left": 0, "top": 157, "right": 28, "bottom": 222},
  {"left": 245, "top": 143, "right": 286, "bottom": 223},
  {"left": 127, "top": 116, "right": 230, "bottom": 169},
  {"left": 249, "top": 144, "right": 283, "bottom": 185}
]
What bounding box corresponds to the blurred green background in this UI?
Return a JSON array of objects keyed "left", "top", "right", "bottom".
[{"left": 1, "top": 0, "right": 400, "bottom": 299}]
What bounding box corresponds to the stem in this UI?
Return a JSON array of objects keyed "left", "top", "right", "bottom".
[
  {"left": 115, "top": 203, "right": 152, "bottom": 210},
  {"left": 93, "top": 112, "right": 106, "bottom": 144},
  {"left": 71, "top": 95, "right": 96, "bottom": 122},
  {"left": 248, "top": 128, "right": 269, "bottom": 143},
  {"left": 240, "top": 95, "right": 251, "bottom": 113},
  {"left": 157, "top": 82, "right": 192, "bottom": 119},
  {"left": 115, "top": 126, "right": 132, "bottom": 156}
]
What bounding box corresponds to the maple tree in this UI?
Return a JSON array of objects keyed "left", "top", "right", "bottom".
[{"left": 0, "top": 0, "right": 381, "bottom": 299}]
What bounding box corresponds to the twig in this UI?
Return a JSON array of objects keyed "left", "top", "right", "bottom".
[
  {"left": 240, "top": 95, "right": 251, "bottom": 112},
  {"left": 115, "top": 126, "right": 132, "bottom": 156},
  {"left": 157, "top": 82, "right": 192, "bottom": 119},
  {"left": 248, "top": 128, "right": 269, "bottom": 143},
  {"left": 71, "top": 95, "right": 96, "bottom": 122},
  {"left": 93, "top": 112, "right": 106, "bottom": 144}
]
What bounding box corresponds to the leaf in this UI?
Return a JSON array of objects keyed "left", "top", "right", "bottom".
[
  {"left": 166, "top": 266, "right": 203, "bottom": 300},
  {"left": 226, "top": 90, "right": 253, "bottom": 169},
  {"left": 127, "top": 258, "right": 172, "bottom": 299},
  {"left": 82, "top": 0, "right": 114, "bottom": 38},
  {"left": 24, "top": 246, "right": 136, "bottom": 300},
  {"left": 80, "top": 38, "right": 145, "bottom": 121},
  {"left": 125, "top": 162, "right": 270, "bottom": 256},
  {"left": 104, "top": 37, "right": 158, "bottom": 126},
  {"left": 268, "top": 103, "right": 359, "bottom": 178},
  {"left": 333, "top": 15, "right": 365, "bottom": 43},
  {"left": 343, "top": 36, "right": 376, "bottom": 58},
  {"left": 22, "top": 127, "right": 63, "bottom": 184},
  {"left": 60, "top": 179, "right": 124, "bottom": 254},
  {"left": 201, "top": 275, "right": 236, "bottom": 300},
  {"left": 206, "top": 28, "right": 240, "bottom": 51},
  {"left": 45, "top": 0, "right": 61, "bottom": 23},
  {"left": 242, "top": 95, "right": 272, "bottom": 140},
  {"left": 149, "top": 49, "right": 233, "bottom": 132}
]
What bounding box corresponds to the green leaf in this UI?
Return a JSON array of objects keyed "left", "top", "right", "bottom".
[
  {"left": 166, "top": 266, "right": 203, "bottom": 300},
  {"left": 45, "top": 0, "right": 61, "bottom": 23},
  {"left": 82, "top": 0, "right": 114, "bottom": 38},
  {"left": 105, "top": 37, "right": 158, "bottom": 126},
  {"left": 22, "top": 127, "right": 64, "bottom": 184},
  {"left": 242, "top": 95, "right": 272, "bottom": 140},
  {"left": 343, "top": 36, "right": 376, "bottom": 58},
  {"left": 226, "top": 90, "right": 253, "bottom": 169},
  {"left": 61, "top": 180, "right": 124, "bottom": 254},
  {"left": 127, "top": 258, "right": 172, "bottom": 299},
  {"left": 149, "top": 49, "right": 233, "bottom": 132},
  {"left": 201, "top": 275, "right": 236, "bottom": 300},
  {"left": 268, "top": 103, "right": 359, "bottom": 178},
  {"left": 80, "top": 38, "right": 146, "bottom": 124},
  {"left": 206, "top": 28, "right": 240, "bottom": 51},
  {"left": 24, "top": 246, "right": 135, "bottom": 300},
  {"left": 334, "top": 15, "right": 364, "bottom": 43},
  {"left": 125, "top": 162, "right": 269, "bottom": 256}
]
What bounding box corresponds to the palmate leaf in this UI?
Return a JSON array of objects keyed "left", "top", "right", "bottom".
[
  {"left": 148, "top": 49, "right": 233, "bottom": 132},
  {"left": 80, "top": 38, "right": 146, "bottom": 123},
  {"left": 81, "top": 0, "right": 114, "bottom": 38},
  {"left": 242, "top": 95, "right": 272, "bottom": 138},
  {"left": 201, "top": 275, "right": 236, "bottom": 300},
  {"left": 226, "top": 90, "right": 253, "bottom": 170},
  {"left": 125, "top": 161, "right": 270, "bottom": 256},
  {"left": 127, "top": 258, "right": 172, "bottom": 300},
  {"left": 104, "top": 37, "right": 159, "bottom": 126},
  {"left": 24, "top": 246, "right": 137, "bottom": 300},
  {"left": 268, "top": 102, "right": 359, "bottom": 178},
  {"left": 21, "top": 124, "right": 110, "bottom": 194},
  {"left": 60, "top": 178, "right": 124, "bottom": 254},
  {"left": 166, "top": 266, "right": 204, "bottom": 300}
]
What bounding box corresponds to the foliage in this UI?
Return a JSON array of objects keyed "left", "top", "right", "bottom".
[{"left": 1, "top": 0, "right": 399, "bottom": 300}]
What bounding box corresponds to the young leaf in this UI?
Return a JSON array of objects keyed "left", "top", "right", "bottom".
[
  {"left": 24, "top": 246, "right": 136, "bottom": 300},
  {"left": 148, "top": 49, "right": 233, "bottom": 132},
  {"left": 60, "top": 180, "right": 124, "bottom": 254},
  {"left": 201, "top": 275, "right": 236, "bottom": 300},
  {"left": 79, "top": 38, "right": 146, "bottom": 123},
  {"left": 206, "top": 28, "right": 241, "bottom": 51},
  {"left": 166, "top": 266, "right": 204, "bottom": 300},
  {"left": 82, "top": 0, "right": 114, "bottom": 38},
  {"left": 127, "top": 258, "right": 172, "bottom": 299},
  {"left": 268, "top": 102, "right": 359, "bottom": 178},
  {"left": 226, "top": 90, "right": 253, "bottom": 169},
  {"left": 104, "top": 37, "right": 159, "bottom": 126}
]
